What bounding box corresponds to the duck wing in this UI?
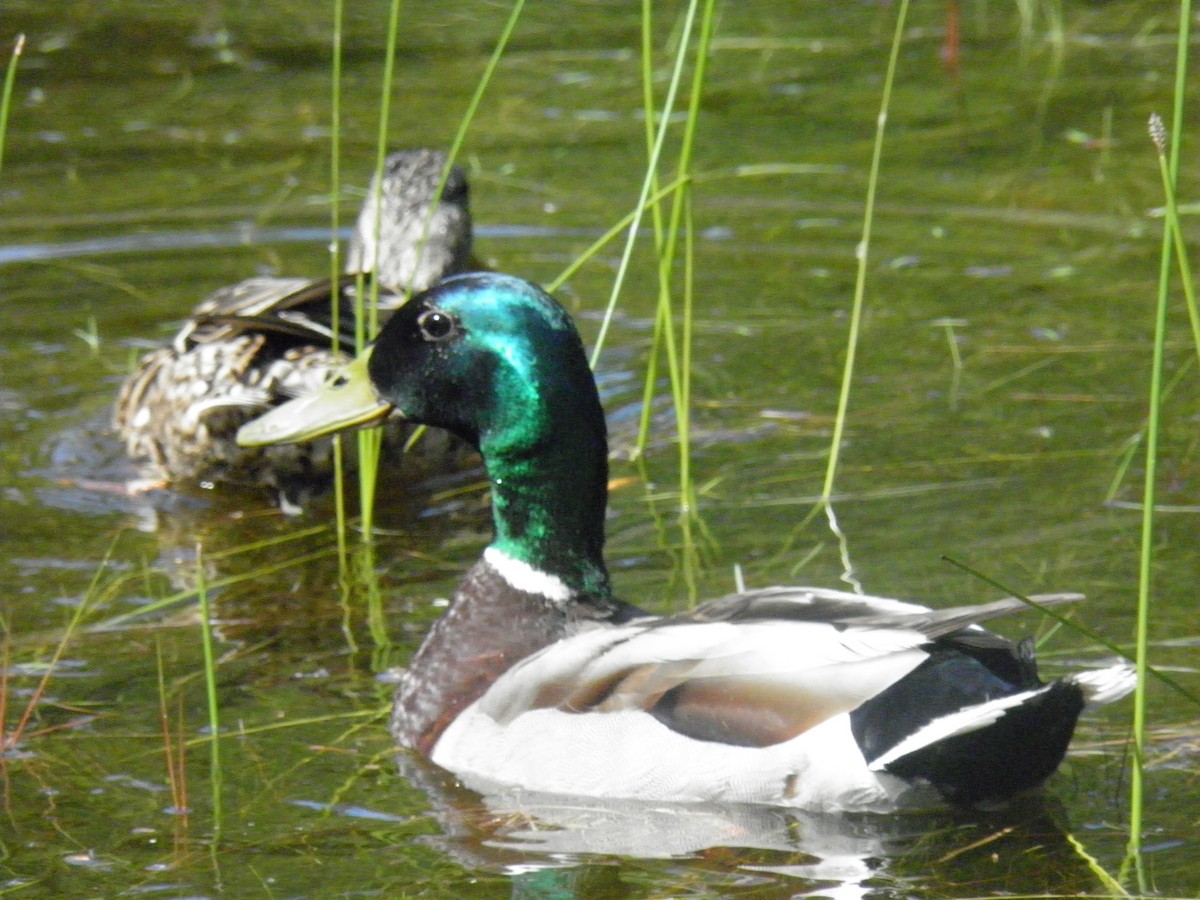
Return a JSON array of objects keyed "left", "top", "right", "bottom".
[
  {"left": 477, "top": 589, "right": 1080, "bottom": 751},
  {"left": 179, "top": 274, "right": 395, "bottom": 351}
]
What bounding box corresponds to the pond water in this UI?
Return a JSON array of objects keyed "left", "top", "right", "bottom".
[{"left": 1, "top": 1, "right": 1197, "bottom": 896}]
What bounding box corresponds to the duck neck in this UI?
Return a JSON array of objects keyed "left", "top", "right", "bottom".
[{"left": 479, "top": 405, "right": 613, "bottom": 608}]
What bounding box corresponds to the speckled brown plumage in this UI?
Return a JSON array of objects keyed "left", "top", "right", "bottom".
[{"left": 114, "top": 150, "right": 473, "bottom": 497}]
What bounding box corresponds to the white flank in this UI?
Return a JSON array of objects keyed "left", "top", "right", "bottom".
[
  {"left": 434, "top": 704, "right": 912, "bottom": 813},
  {"left": 867, "top": 687, "right": 1048, "bottom": 771},
  {"left": 1069, "top": 663, "right": 1137, "bottom": 708},
  {"left": 484, "top": 547, "right": 572, "bottom": 604}
]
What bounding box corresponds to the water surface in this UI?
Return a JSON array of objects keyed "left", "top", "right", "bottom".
[{"left": 1, "top": 1, "right": 1196, "bottom": 896}]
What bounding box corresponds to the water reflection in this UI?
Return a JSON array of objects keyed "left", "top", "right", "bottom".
[{"left": 348, "top": 752, "right": 1117, "bottom": 898}]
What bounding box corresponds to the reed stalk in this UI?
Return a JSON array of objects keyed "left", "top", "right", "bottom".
[
  {"left": 155, "top": 637, "right": 189, "bottom": 825},
  {"left": 820, "top": 0, "right": 910, "bottom": 592},
  {"left": 0, "top": 34, "right": 23, "bottom": 179},
  {"left": 588, "top": 1, "right": 700, "bottom": 368},
  {"left": 194, "top": 545, "right": 223, "bottom": 835},
  {"left": 1124, "top": 0, "right": 1192, "bottom": 874},
  {"left": 328, "top": 0, "right": 350, "bottom": 574},
  {"left": 353, "top": 0, "right": 525, "bottom": 543},
  {"left": 353, "top": 0, "right": 408, "bottom": 541}
]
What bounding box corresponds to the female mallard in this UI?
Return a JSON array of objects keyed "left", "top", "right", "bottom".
[
  {"left": 238, "top": 272, "right": 1135, "bottom": 811},
  {"left": 114, "top": 148, "right": 472, "bottom": 498}
]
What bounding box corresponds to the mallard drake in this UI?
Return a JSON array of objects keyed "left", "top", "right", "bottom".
[
  {"left": 114, "top": 148, "right": 472, "bottom": 497},
  {"left": 237, "top": 272, "right": 1135, "bottom": 811}
]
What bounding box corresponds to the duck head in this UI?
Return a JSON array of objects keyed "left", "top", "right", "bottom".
[
  {"left": 239, "top": 272, "right": 613, "bottom": 600},
  {"left": 345, "top": 148, "right": 473, "bottom": 292}
]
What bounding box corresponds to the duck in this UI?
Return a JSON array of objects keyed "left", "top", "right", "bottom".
[
  {"left": 237, "top": 272, "right": 1136, "bottom": 811},
  {"left": 114, "top": 148, "right": 473, "bottom": 499}
]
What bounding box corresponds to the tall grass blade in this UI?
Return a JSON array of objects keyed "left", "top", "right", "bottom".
[
  {"left": 0, "top": 34, "right": 23, "bottom": 178},
  {"left": 155, "top": 637, "right": 189, "bottom": 826},
  {"left": 625, "top": 0, "right": 673, "bottom": 468},
  {"left": 194, "top": 545, "right": 223, "bottom": 839},
  {"left": 820, "top": 0, "right": 910, "bottom": 592},
  {"left": 354, "top": 0, "right": 408, "bottom": 540},
  {"left": 1123, "top": 121, "right": 1170, "bottom": 880},
  {"left": 1124, "top": 0, "right": 1192, "bottom": 874},
  {"left": 588, "top": 0, "right": 700, "bottom": 368},
  {"left": 442, "top": 0, "right": 526, "bottom": 177},
  {"left": 1150, "top": 114, "right": 1200, "bottom": 369},
  {"left": 3, "top": 533, "right": 116, "bottom": 749},
  {"left": 328, "top": 0, "right": 350, "bottom": 574},
  {"left": 667, "top": 0, "right": 715, "bottom": 527},
  {"left": 354, "top": 0, "right": 526, "bottom": 542},
  {"left": 635, "top": 0, "right": 716, "bottom": 602}
]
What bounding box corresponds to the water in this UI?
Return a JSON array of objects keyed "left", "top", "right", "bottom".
[{"left": 1, "top": 1, "right": 1196, "bottom": 896}]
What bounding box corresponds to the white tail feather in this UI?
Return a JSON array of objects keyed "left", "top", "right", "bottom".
[{"left": 1069, "top": 663, "right": 1137, "bottom": 708}]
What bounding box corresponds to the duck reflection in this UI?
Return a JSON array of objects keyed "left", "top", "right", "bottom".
[{"left": 382, "top": 751, "right": 1116, "bottom": 899}]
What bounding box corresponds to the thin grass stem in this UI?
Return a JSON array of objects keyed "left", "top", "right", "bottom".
[
  {"left": 628, "top": 0, "right": 671, "bottom": 468},
  {"left": 4, "top": 534, "right": 116, "bottom": 748},
  {"left": 94, "top": 547, "right": 339, "bottom": 631},
  {"left": 155, "top": 637, "right": 188, "bottom": 823},
  {"left": 588, "top": 0, "right": 700, "bottom": 368},
  {"left": 442, "top": 0, "right": 525, "bottom": 180},
  {"left": 547, "top": 178, "right": 688, "bottom": 295},
  {"left": 1124, "top": 1, "right": 1192, "bottom": 868},
  {"left": 665, "top": 0, "right": 714, "bottom": 490},
  {"left": 1151, "top": 116, "right": 1200, "bottom": 370},
  {"left": 821, "top": 0, "right": 909, "bottom": 498},
  {"left": 194, "top": 545, "right": 223, "bottom": 834},
  {"left": 328, "top": 0, "right": 350, "bottom": 575},
  {"left": 0, "top": 34, "right": 24, "bottom": 178},
  {"left": 638, "top": 0, "right": 668, "bottom": 256},
  {"left": 651, "top": 0, "right": 716, "bottom": 601},
  {"left": 352, "top": 0, "right": 409, "bottom": 540},
  {"left": 940, "top": 555, "right": 1196, "bottom": 706},
  {"left": 1123, "top": 132, "right": 1169, "bottom": 879},
  {"left": 820, "top": 0, "right": 910, "bottom": 592}
]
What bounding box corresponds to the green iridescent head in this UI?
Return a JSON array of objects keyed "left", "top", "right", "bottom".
[
  {"left": 238, "top": 272, "right": 613, "bottom": 600},
  {"left": 369, "top": 273, "right": 603, "bottom": 458}
]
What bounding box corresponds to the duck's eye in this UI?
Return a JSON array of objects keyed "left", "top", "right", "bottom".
[{"left": 417, "top": 308, "right": 458, "bottom": 342}]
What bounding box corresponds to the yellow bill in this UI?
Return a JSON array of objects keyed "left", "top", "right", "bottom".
[{"left": 236, "top": 349, "right": 395, "bottom": 446}]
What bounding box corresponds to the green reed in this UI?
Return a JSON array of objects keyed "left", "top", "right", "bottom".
[
  {"left": 1151, "top": 113, "right": 1200, "bottom": 371},
  {"left": 328, "top": 0, "right": 350, "bottom": 574},
  {"left": 351, "top": 0, "right": 406, "bottom": 542},
  {"left": 1, "top": 533, "right": 114, "bottom": 753},
  {"left": 547, "top": 165, "right": 838, "bottom": 296},
  {"left": 819, "top": 0, "right": 909, "bottom": 592},
  {"left": 155, "top": 637, "right": 190, "bottom": 831},
  {"left": 570, "top": 0, "right": 718, "bottom": 602},
  {"left": 634, "top": 0, "right": 718, "bottom": 601},
  {"left": 195, "top": 545, "right": 223, "bottom": 839},
  {"left": 1123, "top": 0, "right": 1193, "bottom": 878},
  {"left": 345, "top": 0, "right": 526, "bottom": 549},
  {"left": 0, "top": 34, "right": 22, "bottom": 179}
]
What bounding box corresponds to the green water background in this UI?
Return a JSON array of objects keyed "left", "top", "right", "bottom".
[{"left": 0, "top": 1, "right": 1195, "bottom": 896}]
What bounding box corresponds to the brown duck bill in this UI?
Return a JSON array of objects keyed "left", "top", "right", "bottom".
[{"left": 236, "top": 349, "right": 396, "bottom": 447}]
